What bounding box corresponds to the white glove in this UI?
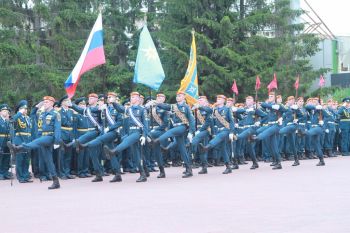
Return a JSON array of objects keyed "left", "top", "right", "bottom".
[
  {"left": 146, "top": 136, "right": 152, "bottom": 143},
  {"left": 293, "top": 119, "right": 298, "bottom": 124},
  {"left": 316, "top": 105, "right": 322, "bottom": 110},
  {"left": 272, "top": 104, "right": 280, "bottom": 110},
  {"left": 195, "top": 131, "right": 200, "bottom": 136},
  {"left": 277, "top": 117, "right": 283, "bottom": 125},
  {"left": 234, "top": 123, "right": 239, "bottom": 128},
  {"left": 53, "top": 144, "right": 60, "bottom": 149},
  {"left": 325, "top": 129, "right": 329, "bottom": 133},
  {"left": 187, "top": 133, "right": 193, "bottom": 143},
  {"left": 229, "top": 133, "right": 235, "bottom": 141},
  {"left": 246, "top": 108, "right": 254, "bottom": 112},
  {"left": 140, "top": 136, "right": 146, "bottom": 146},
  {"left": 231, "top": 106, "right": 238, "bottom": 112},
  {"left": 291, "top": 104, "right": 298, "bottom": 110},
  {"left": 339, "top": 129, "right": 342, "bottom": 133},
  {"left": 104, "top": 127, "right": 109, "bottom": 133},
  {"left": 319, "top": 121, "right": 324, "bottom": 126},
  {"left": 254, "top": 121, "right": 260, "bottom": 127}
]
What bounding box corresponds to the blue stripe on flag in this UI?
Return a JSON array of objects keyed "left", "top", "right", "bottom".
[{"left": 88, "top": 30, "right": 103, "bottom": 52}]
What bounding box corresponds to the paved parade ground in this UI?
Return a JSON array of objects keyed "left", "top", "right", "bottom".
[{"left": 1, "top": 157, "right": 350, "bottom": 233}]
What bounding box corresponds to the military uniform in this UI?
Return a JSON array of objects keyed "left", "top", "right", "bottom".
[
  {"left": 12, "top": 100, "right": 33, "bottom": 182},
  {"left": 337, "top": 97, "right": 350, "bottom": 156},
  {"left": 105, "top": 92, "right": 149, "bottom": 182},
  {"left": 0, "top": 104, "right": 12, "bottom": 180},
  {"left": 156, "top": 93, "right": 195, "bottom": 178}
]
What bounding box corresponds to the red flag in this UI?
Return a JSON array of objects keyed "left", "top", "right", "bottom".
[
  {"left": 231, "top": 79, "right": 238, "bottom": 95},
  {"left": 294, "top": 75, "right": 300, "bottom": 90},
  {"left": 267, "top": 73, "right": 278, "bottom": 91},
  {"left": 319, "top": 75, "right": 325, "bottom": 87},
  {"left": 255, "top": 76, "right": 261, "bottom": 90}
]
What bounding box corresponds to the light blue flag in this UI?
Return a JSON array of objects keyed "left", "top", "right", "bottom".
[{"left": 133, "top": 25, "right": 165, "bottom": 90}]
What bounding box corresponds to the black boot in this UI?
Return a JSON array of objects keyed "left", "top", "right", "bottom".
[
  {"left": 292, "top": 155, "right": 300, "bottom": 166},
  {"left": 157, "top": 166, "right": 166, "bottom": 178},
  {"left": 110, "top": 173, "right": 122, "bottom": 182},
  {"left": 316, "top": 157, "right": 325, "bottom": 166},
  {"left": 103, "top": 145, "right": 117, "bottom": 160},
  {"left": 48, "top": 176, "right": 60, "bottom": 190},
  {"left": 91, "top": 174, "right": 103, "bottom": 182},
  {"left": 231, "top": 158, "right": 239, "bottom": 169},
  {"left": 182, "top": 166, "right": 193, "bottom": 178},
  {"left": 239, "top": 157, "right": 248, "bottom": 165},
  {"left": 136, "top": 171, "right": 147, "bottom": 182},
  {"left": 250, "top": 160, "right": 259, "bottom": 170},
  {"left": 143, "top": 165, "right": 150, "bottom": 178},
  {"left": 222, "top": 164, "right": 232, "bottom": 174},
  {"left": 272, "top": 162, "right": 282, "bottom": 170},
  {"left": 198, "top": 165, "right": 208, "bottom": 174},
  {"left": 199, "top": 143, "right": 211, "bottom": 153}
]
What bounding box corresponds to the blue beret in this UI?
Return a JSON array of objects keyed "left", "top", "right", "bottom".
[
  {"left": 342, "top": 97, "right": 350, "bottom": 103},
  {"left": 0, "top": 104, "right": 11, "bottom": 112},
  {"left": 16, "top": 100, "right": 28, "bottom": 112},
  {"left": 75, "top": 97, "right": 86, "bottom": 105}
]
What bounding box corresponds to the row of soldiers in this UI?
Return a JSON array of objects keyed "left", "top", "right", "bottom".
[{"left": 1, "top": 91, "right": 350, "bottom": 189}]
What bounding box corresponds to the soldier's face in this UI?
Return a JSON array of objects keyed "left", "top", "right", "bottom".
[
  {"left": 288, "top": 99, "right": 294, "bottom": 105},
  {"left": 268, "top": 95, "right": 275, "bottom": 102},
  {"left": 78, "top": 102, "right": 87, "bottom": 109},
  {"left": 176, "top": 94, "right": 185, "bottom": 102},
  {"left": 297, "top": 99, "right": 304, "bottom": 106},
  {"left": 0, "top": 110, "right": 9, "bottom": 119},
  {"left": 226, "top": 101, "right": 233, "bottom": 107},
  {"left": 156, "top": 96, "right": 165, "bottom": 103},
  {"left": 140, "top": 98, "right": 144, "bottom": 105},
  {"left": 246, "top": 98, "right": 253, "bottom": 106},
  {"left": 216, "top": 97, "right": 225, "bottom": 105},
  {"left": 130, "top": 95, "right": 139, "bottom": 105},
  {"left": 43, "top": 100, "right": 54, "bottom": 111},
  {"left": 89, "top": 97, "right": 98, "bottom": 105},
  {"left": 107, "top": 95, "right": 116, "bottom": 104}
]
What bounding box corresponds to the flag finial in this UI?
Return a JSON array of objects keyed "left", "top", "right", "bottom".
[{"left": 191, "top": 28, "right": 195, "bottom": 35}]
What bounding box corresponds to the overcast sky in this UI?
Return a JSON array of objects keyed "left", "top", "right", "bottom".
[{"left": 300, "top": 0, "right": 349, "bottom": 36}]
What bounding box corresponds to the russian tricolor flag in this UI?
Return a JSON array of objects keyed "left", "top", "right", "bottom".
[{"left": 64, "top": 13, "right": 106, "bottom": 98}]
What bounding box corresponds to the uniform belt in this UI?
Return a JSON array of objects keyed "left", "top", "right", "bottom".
[
  {"left": 197, "top": 124, "right": 203, "bottom": 127},
  {"left": 268, "top": 121, "right": 278, "bottom": 125},
  {"left": 0, "top": 134, "right": 8, "bottom": 137},
  {"left": 61, "top": 126, "right": 73, "bottom": 131},
  {"left": 340, "top": 119, "right": 350, "bottom": 122},
  {"left": 262, "top": 124, "right": 269, "bottom": 127},
  {"left": 286, "top": 122, "right": 294, "bottom": 125},
  {"left": 77, "top": 128, "right": 95, "bottom": 132},
  {"left": 217, "top": 127, "right": 228, "bottom": 131},
  {"left": 173, "top": 123, "right": 184, "bottom": 127},
  {"left": 15, "top": 132, "right": 31, "bottom": 136},
  {"left": 328, "top": 122, "right": 335, "bottom": 124},
  {"left": 42, "top": 132, "right": 53, "bottom": 135},
  {"left": 298, "top": 123, "right": 306, "bottom": 125},
  {"left": 311, "top": 125, "right": 319, "bottom": 127},
  {"left": 130, "top": 126, "right": 141, "bottom": 130}
]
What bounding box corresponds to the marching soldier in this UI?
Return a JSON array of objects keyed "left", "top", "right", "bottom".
[
  {"left": 80, "top": 92, "right": 123, "bottom": 183},
  {"left": 146, "top": 93, "right": 169, "bottom": 178},
  {"left": 305, "top": 98, "right": 325, "bottom": 166},
  {"left": 253, "top": 92, "right": 285, "bottom": 169},
  {"left": 104, "top": 92, "right": 149, "bottom": 182},
  {"left": 235, "top": 96, "right": 266, "bottom": 169},
  {"left": 200, "top": 95, "right": 237, "bottom": 174},
  {"left": 155, "top": 91, "right": 195, "bottom": 178},
  {"left": 278, "top": 96, "right": 300, "bottom": 166},
  {"left": 191, "top": 96, "right": 213, "bottom": 174},
  {"left": 8, "top": 96, "right": 62, "bottom": 189}
]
